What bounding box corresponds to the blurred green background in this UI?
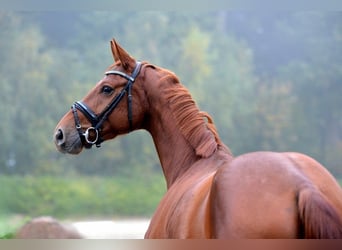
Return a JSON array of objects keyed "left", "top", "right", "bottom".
[{"left": 0, "top": 11, "right": 341, "bottom": 236}]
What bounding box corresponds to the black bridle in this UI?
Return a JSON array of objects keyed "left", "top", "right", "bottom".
[{"left": 71, "top": 61, "right": 142, "bottom": 148}]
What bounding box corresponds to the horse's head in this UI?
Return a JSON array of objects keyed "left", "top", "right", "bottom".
[{"left": 54, "top": 39, "right": 148, "bottom": 154}]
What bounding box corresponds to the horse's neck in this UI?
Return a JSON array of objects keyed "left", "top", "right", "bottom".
[
  {"left": 141, "top": 68, "right": 231, "bottom": 188},
  {"left": 146, "top": 109, "right": 199, "bottom": 188}
]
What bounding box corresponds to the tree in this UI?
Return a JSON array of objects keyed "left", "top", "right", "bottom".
[
  {"left": 1, "top": 11, "right": 340, "bottom": 178},
  {"left": 276, "top": 13, "right": 342, "bottom": 175},
  {"left": 0, "top": 13, "right": 57, "bottom": 174}
]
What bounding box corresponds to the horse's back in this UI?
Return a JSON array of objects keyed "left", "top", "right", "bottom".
[{"left": 210, "top": 151, "right": 342, "bottom": 238}]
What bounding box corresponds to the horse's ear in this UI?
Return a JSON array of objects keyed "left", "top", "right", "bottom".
[{"left": 110, "top": 39, "right": 135, "bottom": 71}]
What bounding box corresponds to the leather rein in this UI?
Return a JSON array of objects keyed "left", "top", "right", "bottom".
[{"left": 71, "top": 61, "right": 142, "bottom": 148}]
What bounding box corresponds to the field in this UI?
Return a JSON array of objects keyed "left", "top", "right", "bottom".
[{"left": 0, "top": 175, "right": 166, "bottom": 238}]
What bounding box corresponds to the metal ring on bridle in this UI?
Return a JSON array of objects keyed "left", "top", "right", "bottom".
[{"left": 83, "top": 127, "right": 99, "bottom": 145}]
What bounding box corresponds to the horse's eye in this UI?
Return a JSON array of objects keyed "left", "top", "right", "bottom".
[{"left": 102, "top": 86, "right": 114, "bottom": 95}]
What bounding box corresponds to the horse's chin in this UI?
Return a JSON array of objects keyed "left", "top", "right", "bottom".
[
  {"left": 57, "top": 144, "right": 83, "bottom": 155},
  {"left": 66, "top": 145, "right": 84, "bottom": 155},
  {"left": 55, "top": 136, "right": 84, "bottom": 155}
]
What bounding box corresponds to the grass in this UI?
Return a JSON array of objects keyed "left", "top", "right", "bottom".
[
  {"left": 0, "top": 174, "right": 166, "bottom": 218},
  {"left": 0, "top": 172, "right": 166, "bottom": 239},
  {"left": 0, "top": 174, "right": 166, "bottom": 238},
  {"left": 0, "top": 214, "right": 30, "bottom": 239}
]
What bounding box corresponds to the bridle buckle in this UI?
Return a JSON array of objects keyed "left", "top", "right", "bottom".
[{"left": 83, "top": 127, "right": 99, "bottom": 145}]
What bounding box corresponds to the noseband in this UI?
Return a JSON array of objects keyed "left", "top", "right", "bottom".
[{"left": 71, "top": 61, "right": 142, "bottom": 148}]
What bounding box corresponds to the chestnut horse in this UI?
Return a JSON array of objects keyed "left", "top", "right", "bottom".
[{"left": 54, "top": 39, "right": 342, "bottom": 238}]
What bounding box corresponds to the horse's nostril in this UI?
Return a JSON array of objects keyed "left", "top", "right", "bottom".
[
  {"left": 55, "top": 128, "right": 65, "bottom": 146},
  {"left": 56, "top": 129, "right": 63, "bottom": 140}
]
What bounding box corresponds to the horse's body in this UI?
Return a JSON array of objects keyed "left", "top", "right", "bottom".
[
  {"left": 54, "top": 39, "right": 342, "bottom": 238},
  {"left": 147, "top": 149, "right": 342, "bottom": 238}
]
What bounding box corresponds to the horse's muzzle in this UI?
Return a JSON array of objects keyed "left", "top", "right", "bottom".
[{"left": 54, "top": 127, "right": 83, "bottom": 154}]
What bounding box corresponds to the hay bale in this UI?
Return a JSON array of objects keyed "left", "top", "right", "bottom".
[{"left": 15, "top": 216, "right": 82, "bottom": 239}]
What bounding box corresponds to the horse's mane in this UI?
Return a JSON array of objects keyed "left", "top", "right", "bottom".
[{"left": 161, "top": 73, "right": 224, "bottom": 158}]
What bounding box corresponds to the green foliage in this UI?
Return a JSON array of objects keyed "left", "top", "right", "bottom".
[
  {"left": 0, "top": 175, "right": 166, "bottom": 218},
  {"left": 0, "top": 232, "right": 15, "bottom": 239},
  {"left": 0, "top": 11, "right": 341, "bottom": 178},
  {"left": 0, "top": 214, "right": 29, "bottom": 239}
]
